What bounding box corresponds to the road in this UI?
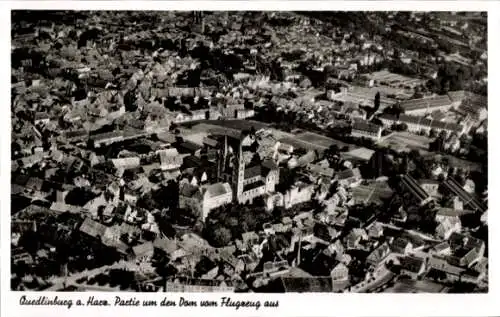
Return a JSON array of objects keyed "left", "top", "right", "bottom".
[{"left": 350, "top": 253, "right": 398, "bottom": 293}]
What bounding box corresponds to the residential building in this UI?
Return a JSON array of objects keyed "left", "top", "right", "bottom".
[
  {"left": 351, "top": 120, "right": 383, "bottom": 141},
  {"left": 399, "top": 256, "right": 426, "bottom": 279},
  {"left": 165, "top": 277, "right": 234, "bottom": 292}
]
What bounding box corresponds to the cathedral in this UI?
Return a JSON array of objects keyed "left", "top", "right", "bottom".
[{"left": 214, "top": 128, "right": 279, "bottom": 205}]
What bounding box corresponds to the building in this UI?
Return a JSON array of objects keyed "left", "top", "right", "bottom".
[
  {"left": 379, "top": 113, "right": 465, "bottom": 136},
  {"left": 284, "top": 182, "right": 315, "bottom": 209},
  {"left": 448, "top": 232, "right": 485, "bottom": 268},
  {"left": 400, "top": 174, "right": 433, "bottom": 206},
  {"left": 442, "top": 178, "right": 487, "bottom": 213},
  {"left": 165, "top": 277, "right": 234, "bottom": 292},
  {"left": 391, "top": 237, "right": 413, "bottom": 255},
  {"left": 158, "top": 148, "right": 183, "bottom": 171},
  {"left": 351, "top": 120, "right": 383, "bottom": 141},
  {"left": 201, "top": 182, "right": 233, "bottom": 220},
  {"left": 435, "top": 216, "right": 461, "bottom": 240},
  {"left": 214, "top": 128, "right": 279, "bottom": 204},
  {"left": 399, "top": 95, "right": 454, "bottom": 115},
  {"left": 419, "top": 179, "right": 440, "bottom": 197},
  {"left": 399, "top": 256, "right": 426, "bottom": 279},
  {"left": 366, "top": 242, "right": 391, "bottom": 266},
  {"left": 336, "top": 168, "right": 362, "bottom": 188},
  {"left": 330, "top": 262, "right": 349, "bottom": 281}
]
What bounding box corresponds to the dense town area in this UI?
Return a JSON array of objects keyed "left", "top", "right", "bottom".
[{"left": 11, "top": 11, "right": 488, "bottom": 293}]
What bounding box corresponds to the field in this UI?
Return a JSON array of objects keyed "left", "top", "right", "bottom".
[
  {"left": 367, "top": 70, "right": 425, "bottom": 90},
  {"left": 295, "top": 131, "right": 350, "bottom": 149},
  {"left": 379, "top": 131, "right": 432, "bottom": 152}
]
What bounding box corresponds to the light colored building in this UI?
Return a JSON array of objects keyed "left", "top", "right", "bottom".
[
  {"left": 201, "top": 182, "right": 233, "bottom": 220},
  {"left": 351, "top": 120, "right": 382, "bottom": 141},
  {"left": 284, "top": 182, "right": 315, "bottom": 209}
]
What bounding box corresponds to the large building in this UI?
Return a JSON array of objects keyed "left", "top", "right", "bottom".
[
  {"left": 213, "top": 127, "right": 279, "bottom": 205},
  {"left": 379, "top": 113, "right": 466, "bottom": 136},
  {"left": 351, "top": 120, "right": 383, "bottom": 141}
]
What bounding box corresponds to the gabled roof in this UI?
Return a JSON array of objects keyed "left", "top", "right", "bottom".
[
  {"left": 79, "top": 217, "right": 106, "bottom": 239},
  {"left": 204, "top": 182, "right": 232, "bottom": 199},
  {"left": 399, "top": 256, "right": 425, "bottom": 273},
  {"left": 179, "top": 182, "right": 201, "bottom": 198},
  {"left": 133, "top": 241, "right": 155, "bottom": 257},
  {"left": 352, "top": 120, "right": 381, "bottom": 134}
]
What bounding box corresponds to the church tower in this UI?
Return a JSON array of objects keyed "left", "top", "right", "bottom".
[{"left": 233, "top": 139, "right": 245, "bottom": 203}]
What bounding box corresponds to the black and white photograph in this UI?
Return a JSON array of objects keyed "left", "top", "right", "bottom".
[{"left": 9, "top": 8, "right": 489, "bottom": 297}]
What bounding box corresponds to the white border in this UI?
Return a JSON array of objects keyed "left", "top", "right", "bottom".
[{"left": 1, "top": 1, "right": 499, "bottom": 317}]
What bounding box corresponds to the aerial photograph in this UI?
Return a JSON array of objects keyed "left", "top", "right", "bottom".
[{"left": 10, "top": 11, "right": 488, "bottom": 293}]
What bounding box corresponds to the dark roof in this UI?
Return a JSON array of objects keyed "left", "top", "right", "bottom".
[
  {"left": 243, "top": 180, "right": 265, "bottom": 192},
  {"left": 179, "top": 141, "right": 203, "bottom": 153},
  {"left": 401, "top": 174, "right": 429, "bottom": 202},
  {"left": 400, "top": 95, "right": 452, "bottom": 111},
  {"left": 79, "top": 217, "right": 106, "bottom": 239},
  {"left": 167, "top": 277, "right": 233, "bottom": 288},
  {"left": 352, "top": 120, "right": 381, "bottom": 134},
  {"left": 280, "top": 277, "right": 333, "bottom": 292},
  {"left": 443, "top": 177, "right": 487, "bottom": 213},
  {"left": 179, "top": 182, "right": 201, "bottom": 198},
  {"left": 244, "top": 165, "right": 261, "bottom": 179},
  {"left": 399, "top": 256, "right": 425, "bottom": 273}
]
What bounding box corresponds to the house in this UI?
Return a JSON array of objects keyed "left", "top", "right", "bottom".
[
  {"left": 379, "top": 113, "right": 464, "bottom": 136},
  {"left": 435, "top": 216, "right": 461, "bottom": 240},
  {"left": 201, "top": 182, "right": 233, "bottom": 220},
  {"left": 307, "top": 164, "right": 335, "bottom": 180},
  {"left": 399, "top": 256, "right": 426, "bottom": 279},
  {"left": 165, "top": 277, "right": 234, "bottom": 292},
  {"left": 419, "top": 179, "right": 440, "bottom": 197},
  {"left": 345, "top": 228, "right": 368, "bottom": 250},
  {"left": 158, "top": 148, "right": 183, "bottom": 171},
  {"left": 283, "top": 181, "right": 315, "bottom": 209},
  {"left": 79, "top": 217, "right": 107, "bottom": 240},
  {"left": 330, "top": 262, "right": 349, "bottom": 281},
  {"left": 278, "top": 276, "right": 334, "bottom": 292},
  {"left": 367, "top": 221, "right": 384, "bottom": 238},
  {"left": 430, "top": 242, "right": 452, "bottom": 256},
  {"left": 366, "top": 242, "right": 391, "bottom": 266},
  {"left": 351, "top": 120, "right": 382, "bottom": 141},
  {"left": 391, "top": 237, "right": 413, "bottom": 255},
  {"left": 236, "top": 254, "right": 259, "bottom": 273},
  {"left": 335, "top": 167, "right": 361, "bottom": 188},
  {"left": 448, "top": 233, "right": 485, "bottom": 268}
]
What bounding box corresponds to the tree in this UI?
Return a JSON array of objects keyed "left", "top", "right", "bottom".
[
  {"left": 374, "top": 92, "right": 381, "bottom": 112},
  {"left": 65, "top": 187, "right": 96, "bottom": 206},
  {"left": 124, "top": 89, "right": 138, "bottom": 112},
  {"left": 206, "top": 224, "right": 232, "bottom": 247}
]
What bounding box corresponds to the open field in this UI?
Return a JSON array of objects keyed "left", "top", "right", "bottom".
[
  {"left": 295, "top": 131, "right": 351, "bottom": 149},
  {"left": 379, "top": 131, "right": 432, "bottom": 152}
]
